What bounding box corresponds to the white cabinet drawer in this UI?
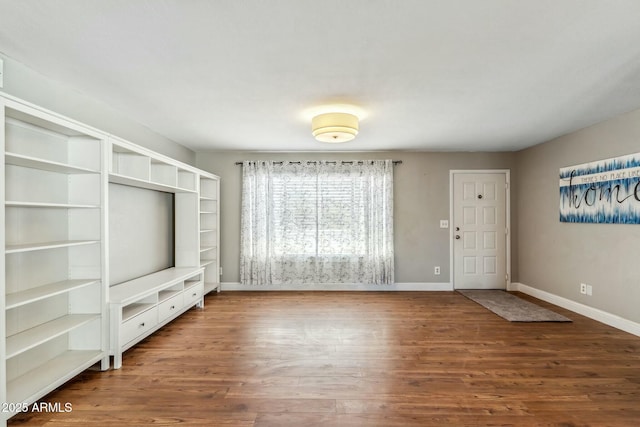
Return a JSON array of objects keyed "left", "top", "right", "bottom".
[
  {"left": 158, "top": 293, "right": 184, "bottom": 321},
  {"left": 121, "top": 306, "right": 158, "bottom": 344},
  {"left": 183, "top": 282, "right": 204, "bottom": 306}
]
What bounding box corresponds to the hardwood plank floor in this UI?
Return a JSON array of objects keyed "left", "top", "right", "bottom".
[{"left": 9, "top": 291, "right": 640, "bottom": 426}]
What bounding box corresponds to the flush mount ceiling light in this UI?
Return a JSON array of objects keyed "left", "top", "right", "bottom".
[{"left": 311, "top": 112, "right": 359, "bottom": 143}]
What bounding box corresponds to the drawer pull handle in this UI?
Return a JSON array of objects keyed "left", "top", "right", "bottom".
[
  {"left": 170, "top": 305, "right": 175, "bottom": 309},
  {"left": 192, "top": 293, "right": 197, "bottom": 297},
  {"left": 139, "top": 322, "right": 145, "bottom": 327}
]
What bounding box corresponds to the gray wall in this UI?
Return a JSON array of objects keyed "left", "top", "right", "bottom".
[
  {"left": 516, "top": 107, "right": 640, "bottom": 324},
  {"left": 108, "top": 184, "right": 174, "bottom": 286},
  {"left": 196, "top": 151, "right": 517, "bottom": 284},
  {"left": 0, "top": 55, "right": 195, "bottom": 164}
]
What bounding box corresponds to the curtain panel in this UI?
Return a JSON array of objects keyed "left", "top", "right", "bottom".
[{"left": 240, "top": 160, "right": 394, "bottom": 285}]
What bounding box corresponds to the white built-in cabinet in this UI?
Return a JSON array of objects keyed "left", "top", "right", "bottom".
[
  {"left": 1, "top": 96, "right": 109, "bottom": 424},
  {"left": 109, "top": 267, "right": 205, "bottom": 369},
  {"left": 1, "top": 93, "right": 220, "bottom": 425}
]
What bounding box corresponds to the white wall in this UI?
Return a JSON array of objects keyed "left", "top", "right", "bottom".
[
  {"left": 516, "top": 107, "right": 640, "bottom": 324},
  {"left": 0, "top": 54, "right": 195, "bottom": 164}
]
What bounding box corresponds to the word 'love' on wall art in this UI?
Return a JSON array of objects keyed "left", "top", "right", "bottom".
[{"left": 559, "top": 152, "right": 640, "bottom": 224}]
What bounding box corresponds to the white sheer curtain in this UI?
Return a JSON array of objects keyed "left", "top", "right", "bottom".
[{"left": 240, "top": 160, "right": 394, "bottom": 285}]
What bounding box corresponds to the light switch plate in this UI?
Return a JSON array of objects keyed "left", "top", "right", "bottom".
[
  {"left": 0, "top": 58, "right": 4, "bottom": 88},
  {"left": 439, "top": 220, "right": 449, "bottom": 228}
]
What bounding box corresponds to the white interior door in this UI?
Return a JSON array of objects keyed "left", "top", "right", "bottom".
[{"left": 452, "top": 171, "right": 508, "bottom": 289}]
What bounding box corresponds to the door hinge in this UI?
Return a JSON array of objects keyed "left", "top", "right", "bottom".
[
  {"left": 505, "top": 228, "right": 509, "bottom": 235},
  {"left": 505, "top": 274, "right": 509, "bottom": 281}
]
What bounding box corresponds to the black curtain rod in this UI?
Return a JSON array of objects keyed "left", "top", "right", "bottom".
[{"left": 235, "top": 160, "right": 402, "bottom": 165}]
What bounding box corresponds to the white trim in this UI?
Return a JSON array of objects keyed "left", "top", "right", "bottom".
[
  {"left": 511, "top": 282, "right": 640, "bottom": 338},
  {"left": 449, "top": 169, "right": 511, "bottom": 290},
  {"left": 507, "top": 281, "right": 520, "bottom": 292},
  {"left": 221, "top": 282, "right": 453, "bottom": 291}
]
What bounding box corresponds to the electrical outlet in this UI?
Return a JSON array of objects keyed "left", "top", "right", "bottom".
[
  {"left": 580, "top": 283, "right": 587, "bottom": 294},
  {"left": 434, "top": 266, "right": 440, "bottom": 275},
  {"left": 586, "top": 285, "right": 592, "bottom": 296},
  {"left": 439, "top": 220, "right": 449, "bottom": 228},
  {"left": 220, "top": 267, "right": 223, "bottom": 276},
  {"left": 0, "top": 58, "right": 3, "bottom": 88}
]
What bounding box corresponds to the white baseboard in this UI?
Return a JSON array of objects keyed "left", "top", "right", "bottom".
[
  {"left": 221, "top": 282, "right": 453, "bottom": 291},
  {"left": 511, "top": 282, "right": 640, "bottom": 338}
]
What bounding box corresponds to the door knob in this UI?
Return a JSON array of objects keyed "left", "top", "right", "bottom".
[
  {"left": 455, "top": 227, "right": 460, "bottom": 231},
  {"left": 455, "top": 235, "right": 460, "bottom": 240}
]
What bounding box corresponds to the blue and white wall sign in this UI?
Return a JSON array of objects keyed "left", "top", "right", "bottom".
[{"left": 559, "top": 152, "right": 640, "bottom": 223}]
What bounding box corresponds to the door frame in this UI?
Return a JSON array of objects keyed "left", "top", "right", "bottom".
[{"left": 449, "top": 169, "right": 511, "bottom": 290}]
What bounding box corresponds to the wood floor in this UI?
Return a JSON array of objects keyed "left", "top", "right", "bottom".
[{"left": 9, "top": 291, "right": 640, "bottom": 426}]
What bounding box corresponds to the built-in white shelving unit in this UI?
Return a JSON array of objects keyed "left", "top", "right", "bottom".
[
  {"left": 106, "top": 137, "right": 220, "bottom": 368},
  {"left": 199, "top": 175, "right": 221, "bottom": 294},
  {"left": 1, "top": 96, "right": 108, "bottom": 424},
  {"left": 1, "top": 92, "right": 222, "bottom": 425}
]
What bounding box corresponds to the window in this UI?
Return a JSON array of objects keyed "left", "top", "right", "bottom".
[{"left": 271, "top": 173, "right": 367, "bottom": 256}]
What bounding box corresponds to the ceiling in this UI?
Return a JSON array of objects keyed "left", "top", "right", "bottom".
[{"left": 1, "top": 0, "right": 640, "bottom": 153}]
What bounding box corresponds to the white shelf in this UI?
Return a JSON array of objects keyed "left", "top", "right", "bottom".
[
  {"left": 158, "top": 289, "right": 181, "bottom": 302},
  {"left": 109, "top": 172, "right": 197, "bottom": 194},
  {"left": 200, "top": 229, "right": 216, "bottom": 233},
  {"left": 5, "top": 151, "right": 100, "bottom": 174},
  {"left": 200, "top": 245, "right": 216, "bottom": 252},
  {"left": 6, "top": 279, "right": 99, "bottom": 309},
  {"left": 184, "top": 279, "right": 201, "bottom": 289},
  {"left": 199, "top": 196, "right": 217, "bottom": 201},
  {"left": 5, "top": 201, "right": 100, "bottom": 209},
  {"left": 6, "top": 314, "right": 99, "bottom": 359},
  {"left": 6, "top": 350, "right": 103, "bottom": 404},
  {"left": 5, "top": 239, "right": 99, "bottom": 254},
  {"left": 122, "top": 303, "right": 155, "bottom": 321},
  {"left": 110, "top": 267, "right": 204, "bottom": 305},
  {"left": 200, "top": 211, "right": 217, "bottom": 214},
  {"left": 177, "top": 169, "right": 196, "bottom": 191},
  {"left": 200, "top": 259, "right": 216, "bottom": 267}
]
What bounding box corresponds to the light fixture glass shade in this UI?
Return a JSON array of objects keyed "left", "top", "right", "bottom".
[{"left": 311, "top": 112, "right": 359, "bottom": 143}]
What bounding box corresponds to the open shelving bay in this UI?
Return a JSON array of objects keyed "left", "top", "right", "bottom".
[
  {"left": 199, "top": 175, "right": 221, "bottom": 294},
  {"left": 1, "top": 96, "right": 108, "bottom": 422}
]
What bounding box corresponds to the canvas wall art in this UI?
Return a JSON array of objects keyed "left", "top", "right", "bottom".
[{"left": 559, "top": 152, "right": 640, "bottom": 223}]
